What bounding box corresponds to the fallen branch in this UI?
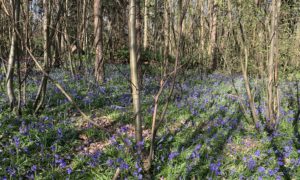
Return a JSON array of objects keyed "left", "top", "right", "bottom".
[{"left": 25, "top": 46, "right": 109, "bottom": 133}]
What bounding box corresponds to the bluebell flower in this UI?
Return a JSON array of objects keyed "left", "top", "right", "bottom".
[
  {"left": 67, "top": 167, "right": 72, "bottom": 174},
  {"left": 120, "top": 162, "right": 129, "bottom": 170},
  {"left": 23, "top": 147, "right": 29, "bottom": 154},
  {"left": 135, "top": 162, "right": 142, "bottom": 173},
  {"left": 258, "top": 166, "right": 265, "bottom": 173},
  {"left": 13, "top": 136, "right": 20, "bottom": 148},
  {"left": 31, "top": 165, "right": 37, "bottom": 172},
  {"left": 168, "top": 151, "right": 180, "bottom": 160},
  {"left": 247, "top": 157, "right": 256, "bottom": 171},
  {"left": 6, "top": 167, "right": 16, "bottom": 176},
  {"left": 268, "top": 169, "right": 277, "bottom": 176},
  {"left": 106, "top": 159, "right": 114, "bottom": 166},
  {"left": 110, "top": 135, "right": 117, "bottom": 145},
  {"left": 283, "top": 145, "right": 292, "bottom": 157},
  {"left": 210, "top": 161, "right": 221, "bottom": 175},
  {"left": 91, "top": 151, "right": 101, "bottom": 160},
  {"left": 50, "top": 144, "right": 56, "bottom": 152},
  {"left": 255, "top": 150, "right": 260, "bottom": 157},
  {"left": 57, "top": 128, "right": 63, "bottom": 139},
  {"left": 195, "top": 144, "right": 202, "bottom": 151},
  {"left": 123, "top": 138, "right": 132, "bottom": 146},
  {"left": 277, "top": 159, "right": 284, "bottom": 166},
  {"left": 137, "top": 140, "right": 144, "bottom": 150}
]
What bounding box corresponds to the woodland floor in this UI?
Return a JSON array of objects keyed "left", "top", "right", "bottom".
[{"left": 0, "top": 65, "right": 300, "bottom": 179}]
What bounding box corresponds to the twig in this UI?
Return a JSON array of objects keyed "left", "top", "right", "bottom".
[{"left": 112, "top": 168, "right": 121, "bottom": 180}]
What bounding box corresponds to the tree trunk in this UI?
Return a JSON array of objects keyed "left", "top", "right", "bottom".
[
  {"left": 267, "top": 0, "right": 281, "bottom": 130},
  {"left": 136, "top": 0, "right": 143, "bottom": 86},
  {"left": 143, "top": 0, "right": 149, "bottom": 49},
  {"left": 6, "top": 0, "right": 20, "bottom": 111},
  {"left": 129, "top": 0, "right": 143, "bottom": 145},
  {"left": 163, "top": 0, "right": 170, "bottom": 76},
  {"left": 33, "top": 0, "right": 51, "bottom": 113},
  {"left": 208, "top": 0, "right": 218, "bottom": 71},
  {"left": 94, "top": 0, "right": 104, "bottom": 83}
]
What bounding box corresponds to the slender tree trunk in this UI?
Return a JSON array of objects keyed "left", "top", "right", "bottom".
[
  {"left": 208, "top": 0, "right": 218, "bottom": 71},
  {"left": 136, "top": 0, "right": 143, "bottom": 86},
  {"left": 33, "top": 0, "right": 50, "bottom": 113},
  {"left": 80, "top": 0, "right": 87, "bottom": 52},
  {"left": 237, "top": 13, "right": 260, "bottom": 128},
  {"left": 94, "top": 0, "right": 104, "bottom": 83},
  {"left": 64, "top": 26, "right": 75, "bottom": 77},
  {"left": 198, "top": 0, "right": 204, "bottom": 75},
  {"left": 163, "top": 0, "right": 170, "bottom": 76},
  {"left": 129, "top": 0, "right": 143, "bottom": 145},
  {"left": 267, "top": 0, "right": 281, "bottom": 130},
  {"left": 6, "top": 0, "right": 20, "bottom": 111},
  {"left": 21, "top": 0, "right": 30, "bottom": 106},
  {"left": 143, "top": 0, "right": 149, "bottom": 49}
]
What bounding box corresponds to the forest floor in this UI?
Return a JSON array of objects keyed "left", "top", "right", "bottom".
[{"left": 0, "top": 65, "right": 300, "bottom": 179}]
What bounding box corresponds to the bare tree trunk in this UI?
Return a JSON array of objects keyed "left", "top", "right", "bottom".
[
  {"left": 198, "top": 0, "right": 205, "bottom": 75},
  {"left": 80, "top": 0, "right": 87, "bottom": 52},
  {"left": 143, "top": 0, "right": 149, "bottom": 49},
  {"left": 237, "top": 17, "right": 260, "bottom": 128},
  {"left": 129, "top": 0, "right": 143, "bottom": 145},
  {"left": 267, "top": 0, "right": 281, "bottom": 130},
  {"left": 208, "top": 0, "right": 218, "bottom": 71},
  {"left": 21, "top": 0, "right": 30, "bottom": 106},
  {"left": 136, "top": 0, "right": 143, "bottom": 86},
  {"left": 64, "top": 26, "right": 75, "bottom": 77},
  {"left": 94, "top": 0, "right": 104, "bottom": 83},
  {"left": 33, "top": 0, "right": 51, "bottom": 113},
  {"left": 6, "top": 0, "right": 20, "bottom": 111},
  {"left": 163, "top": 0, "right": 170, "bottom": 76}
]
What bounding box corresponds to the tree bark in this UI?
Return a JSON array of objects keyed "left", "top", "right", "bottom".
[
  {"left": 143, "top": 0, "right": 149, "bottom": 49},
  {"left": 136, "top": 0, "right": 143, "bottom": 86},
  {"left": 6, "top": 0, "right": 20, "bottom": 111},
  {"left": 208, "top": 0, "right": 218, "bottom": 71},
  {"left": 33, "top": 0, "right": 51, "bottom": 113},
  {"left": 129, "top": 0, "right": 143, "bottom": 145},
  {"left": 94, "top": 0, "right": 104, "bottom": 83},
  {"left": 267, "top": 0, "right": 281, "bottom": 130}
]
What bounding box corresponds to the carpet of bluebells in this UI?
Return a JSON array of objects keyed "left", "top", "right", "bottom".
[{"left": 0, "top": 65, "right": 299, "bottom": 179}]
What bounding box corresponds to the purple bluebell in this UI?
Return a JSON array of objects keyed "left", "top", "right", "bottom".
[
  {"left": 255, "top": 150, "right": 260, "bottom": 157},
  {"left": 106, "top": 159, "right": 114, "bottom": 166},
  {"left": 6, "top": 167, "right": 16, "bottom": 176},
  {"left": 31, "top": 165, "right": 37, "bottom": 172},
  {"left": 168, "top": 151, "right": 180, "bottom": 160},
  {"left": 13, "top": 136, "right": 20, "bottom": 148},
  {"left": 209, "top": 161, "right": 221, "bottom": 176},
  {"left": 247, "top": 157, "right": 256, "bottom": 171},
  {"left": 57, "top": 128, "right": 63, "bottom": 139},
  {"left": 67, "top": 167, "right": 72, "bottom": 174},
  {"left": 120, "top": 162, "right": 129, "bottom": 170},
  {"left": 258, "top": 166, "right": 265, "bottom": 173}
]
